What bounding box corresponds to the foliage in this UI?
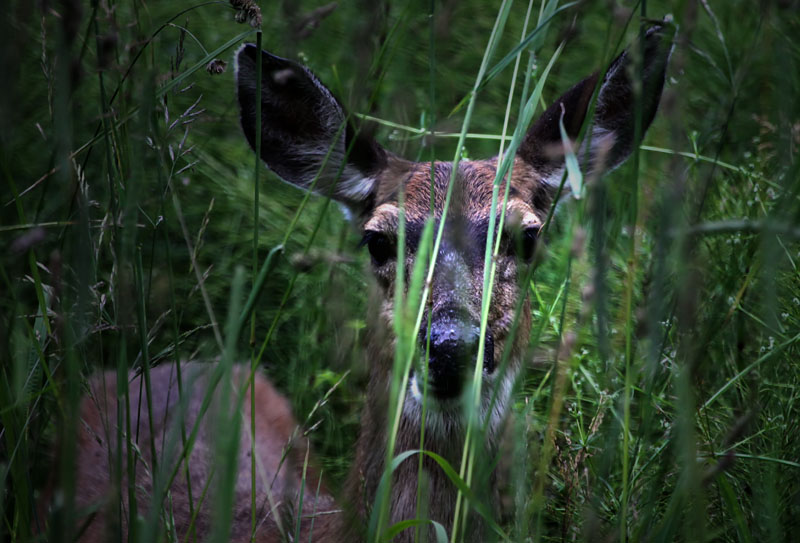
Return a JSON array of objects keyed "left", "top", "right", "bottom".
[{"left": 1, "top": 0, "right": 798, "bottom": 542}]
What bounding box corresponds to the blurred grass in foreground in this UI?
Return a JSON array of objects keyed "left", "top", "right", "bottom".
[{"left": 1, "top": 0, "right": 799, "bottom": 542}]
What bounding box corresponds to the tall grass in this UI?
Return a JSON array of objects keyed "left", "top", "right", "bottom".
[{"left": 1, "top": 1, "right": 799, "bottom": 542}]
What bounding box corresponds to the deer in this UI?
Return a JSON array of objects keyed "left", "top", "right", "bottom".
[{"left": 50, "top": 22, "right": 672, "bottom": 543}]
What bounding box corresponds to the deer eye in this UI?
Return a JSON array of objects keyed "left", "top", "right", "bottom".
[
  {"left": 360, "top": 230, "right": 395, "bottom": 266},
  {"left": 507, "top": 226, "right": 539, "bottom": 263}
]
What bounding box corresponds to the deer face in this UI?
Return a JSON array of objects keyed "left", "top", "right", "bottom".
[
  {"left": 360, "top": 156, "right": 544, "bottom": 404},
  {"left": 235, "top": 26, "right": 670, "bottom": 415}
]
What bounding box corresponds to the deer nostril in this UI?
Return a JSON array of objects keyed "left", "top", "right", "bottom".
[{"left": 483, "top": 334, "right": 495, "bottom": 373}]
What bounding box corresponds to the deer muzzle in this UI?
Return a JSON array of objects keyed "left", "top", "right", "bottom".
[{"left": 418, "top": 314, "right": 495, "bottom": 400}]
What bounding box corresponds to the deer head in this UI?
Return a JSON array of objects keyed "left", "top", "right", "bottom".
[{"left": 235, "top": 25, "right": 672, "bottom": 442}]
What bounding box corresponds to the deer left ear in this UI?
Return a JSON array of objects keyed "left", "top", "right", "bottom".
[
  {"left": 235, "top": 44, "right": 387, "bottom": 213},
  {"left": 518, "top": 23, "right": 673, "bottom": 188}
]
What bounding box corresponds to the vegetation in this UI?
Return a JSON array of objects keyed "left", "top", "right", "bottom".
[{"left": 1, "top": 0, "right": 798, "bottom": 541}]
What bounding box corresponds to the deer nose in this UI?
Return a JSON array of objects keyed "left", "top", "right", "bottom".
[{"left": 419, "top": 317, "right": 495, "bottom": 399}]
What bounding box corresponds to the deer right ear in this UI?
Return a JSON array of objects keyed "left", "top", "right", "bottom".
[
  {"left": 235, "top": 44, "right": 387, "bottom": 213},
  {"left": 518, "top": 23, "right": 673, "bottom": 190}
]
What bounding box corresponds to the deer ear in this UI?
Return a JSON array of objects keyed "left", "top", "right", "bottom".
[
  {"left": 235, "top": 44, "right": 387, "bottom": 212},
  {"left": 518, "top": 23, "right": 673, "bottom": 189}
]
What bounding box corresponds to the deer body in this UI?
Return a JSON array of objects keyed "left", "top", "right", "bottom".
[
  {"left": 55, "top": 24, "right": 671, "bottom": 542},
  {"left": 69, "top": 365, "right": 334, "bottom": 542}
]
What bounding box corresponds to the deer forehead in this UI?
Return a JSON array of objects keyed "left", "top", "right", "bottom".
[{"left": 365, "top": 157, "right": 545, "bottom": 235}]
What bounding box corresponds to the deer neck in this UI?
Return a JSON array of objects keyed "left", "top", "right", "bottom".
[{"left": 339, "top": 360, "right": 513, "bottom": 542}]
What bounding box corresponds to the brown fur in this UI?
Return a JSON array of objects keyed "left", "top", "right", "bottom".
[{"left": 64, "top": 364, "right": 336, "bottom": 542}]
